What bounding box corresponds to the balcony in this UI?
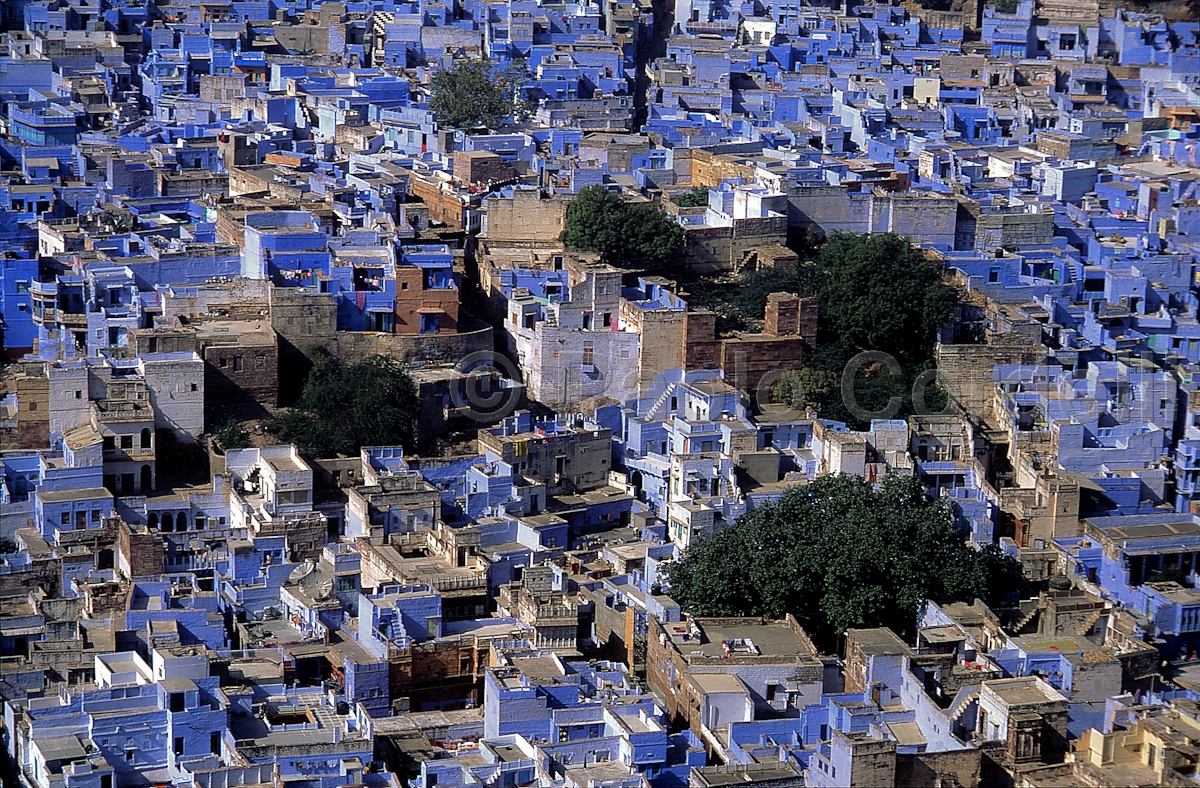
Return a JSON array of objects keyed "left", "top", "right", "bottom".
[{"left": 10, "top": 104, "right": 78, "bottom": 127}]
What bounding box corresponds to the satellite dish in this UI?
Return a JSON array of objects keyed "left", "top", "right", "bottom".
[{"left": 288, "top": 560, "right": 315, "bottom": 583}]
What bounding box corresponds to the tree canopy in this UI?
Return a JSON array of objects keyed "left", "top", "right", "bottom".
[
  {"left": 687, "top": 232, "right": 954, "bottom": 366},
  {"left": 811, "top": 232, "right": 957, "bottom": 366},
  {"left": 215, "top": 418, "right": 250, "bottom": 452},
  {"left": 559, "top": 185, "right": 685, "bottom": 268},
  {"left": 666, "top": 473, "right": 1025, "bottom": 651},
  {"left": 685, "top": 232, "right": 956, "bottom": 427},
  {"left": 428, "top": 58, "right": 534, "bottom": 130},
  {"left": 674, "top": 186, "right": 710, "bottom": 208},
  {"left": 272, "top": 352, "right": 419, "bottom": 457}
]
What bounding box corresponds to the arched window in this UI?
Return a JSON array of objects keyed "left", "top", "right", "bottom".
[
  {"left": 176, "top": 512, "right": 187, "bottom": 532},
  {"left": 148, "top": 513, "right": 158, "bottom": 530},
  {"left": 140, "top": 465, "right": 152, "bottom": 492},
  {"left": 140, "top": 428, "right": 151, "bottom": 450}
]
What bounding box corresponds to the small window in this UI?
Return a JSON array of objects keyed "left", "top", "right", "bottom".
[
  {"left": 218, "top": 357, "right": 227, "bottom": 368},
  {"left": 190, "top": 383, "right": 198, "bottom": 392},
  {"left": 62, "top": 511, "right": 71, "bottom": 525},
  {"left": 121, "top": 435, "right": 133, "bottom": 450},
  {"left": 75, "top": 390, "right": 82, "bottom": 399},
  {"left": 233, "top": 357, "right": 243, "bottom": 372}
]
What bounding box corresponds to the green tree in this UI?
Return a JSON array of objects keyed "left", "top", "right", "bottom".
[
  {"left": 675, "top": 186, "right": 710, "bottom": 208},
  {"left": 772, "top": 367, "right": 838, "bottom": 414},
  {"left": 559, "top": 185, "right": 685, "bottom": 268},
  {"left": 429, "top": 58, "right": 534, "bottom": 130},
  {"left": 688, "top": 232, "right": 953, "bottom": 367},
  {"left": 215, "top": 418, "right": 250, "bottom": 452},
  {"left": 666, "top": 474, "right": 1024, "bottom": 650},
  {"left": 272, "top": 352, "right": 420, "bottom": 457},
  {"left": 812, "top": 232, "right": 957, "bottom": 367}
]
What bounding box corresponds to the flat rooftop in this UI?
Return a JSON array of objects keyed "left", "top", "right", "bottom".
[
  {"left": 1084, "top": 514, "right": 1200, "bottom": 547},
  {"left": 985, "top": 676, "right": 1065, "bottom": 707},
  {"left": 492, "top": 743, "right": 529, "bottom": 763},
  {"left": 691, "top": 673, "right": 748, "bottom": 695},
  {"left": 38, "top": 487, "right": 111, "bottom": 503},
  {"left": 849, "top": 627, "right": 915, "bottom": 656},
  {"left": 512, "top": 656, "right": 564, "bottom": 682},
  {"left": 687, "top": 618, "right": 816, "bottom": 660},
  {"left": 267, "top": 454, "right": 305, "bottom": 472}
]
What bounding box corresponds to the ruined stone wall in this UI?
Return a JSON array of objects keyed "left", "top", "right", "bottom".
[
  {"left": 683, "top": 312, "right": 721, "bottom": 371},
  {"left": 875, "top": 194, "right": 958, "bottom": 248},
  {"left": 332, "top": 324, "right": 493, "bottom": 367},
  {"left": 975, "top": 210, "right": 1056, "bottom": 250},
  {"left": 409, "top": 175, "right": 468, "bottom": 229},
  {"left": 681, "top": 217, "right": 789, "bottom": 277},
  {"left": 117, "top": 522, "right": 165, "bottom": 579},
  {"left": 687, "top": 150, "right": 758, "bottom": 188},
  {"left": 935, "top": 341, "right": 1044, "bottom": 419},
  {"left": 482, "top": 190, "right": 568, "bottom": 243},
  {"left": 895, "top": 747, "right": 981, "bottom": 788},
  {"left": 622, "top": 306, "right": 686, "bottom": 393},
  {"left": 161, "top": 278, "right": 272, "bottom": 324},
  {"left": 15, "top": 370, "right": 49, "bottom": 449},
  {"left": 719, "top": 336, "right": 806, "bottom": 397},
  {"left": 202, "top": 342, "right": 279, "bottom": 414},
  {"left": 786, "top": 185, "right": 872, "bottom": 236}
]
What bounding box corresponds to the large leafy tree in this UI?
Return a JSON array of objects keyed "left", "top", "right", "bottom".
[
  {"left": 429, "top": 58, "right": 534, "bottom": 130},
  {"left": 273, "top": 352, "right": 419, "bottom": 457},
  {"left": 675, "top": 186, "right": 710, "bottom": 208},
  {"left": 559, "top": 185, "right": 685, "bottom": 268},
  {"left": 688, "top": 232, "right": 956, "bottom": 426},
  {"left": 813, "top": 232, "right": 957, "bottom": 367},
  {"left": 687, "top": 232, "right": 955, "bottom": 366},
  {"left": 666, "top": 473, "right": 1025, "bottom": 651}
]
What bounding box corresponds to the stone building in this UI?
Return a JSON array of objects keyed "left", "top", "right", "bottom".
[
  {"left": 226, "top": 445, "right": 328, "bottom": 562},
  {"left": 646, "top": 615, "right": 824, "bottom": 733},
  {"left": 195, "top": 319, "right": 279, "bottom": 418},
  {"left": 497, "top": 565, "right": 583, "bottom": 650},
  {"left": 501, "top": 262, "right": 640, "bottom": 412},
  {"left": 975, "top": 677, "right": 1069, "bottom": 772},
  {"left": 477, "top": 410, "right": 612, "bottom": 497}
]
